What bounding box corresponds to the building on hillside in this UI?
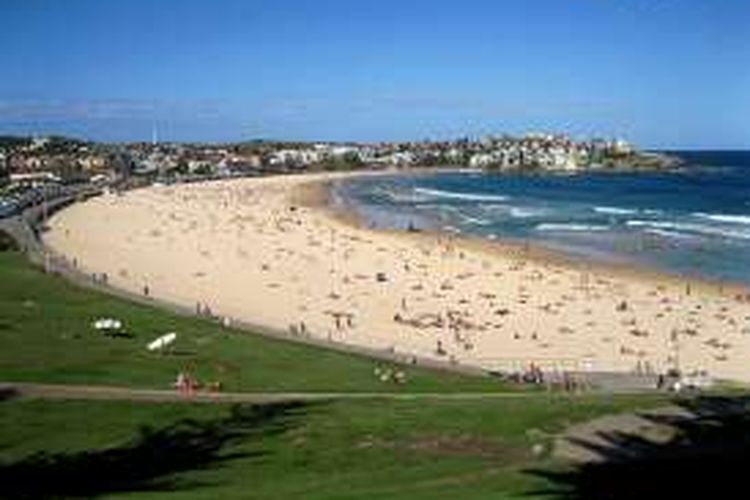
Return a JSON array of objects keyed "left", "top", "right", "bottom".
[
  {"left": 77, "top": 155, "right": 110, "bottom": 174},
  {"left": 187, "top": 159, "right": 214, "bottom": 175},
  {"left": 9, "top": 171, "right": 62, "bottom": 185},
  {"left": 612, "top": 139, "right": 633, "bottom": 155},
  {"left": 268, "top": 149, "right": 322, "bottom": 168},
  {"left": 382, "top": 151, "right": 416, "bottom": 167},
  {"left": 29, "top": 136, "right": 51, "bottom": 151}
]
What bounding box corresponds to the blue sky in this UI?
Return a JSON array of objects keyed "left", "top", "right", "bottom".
[{"left": 1, "top": 0, "right": 748, "bottom": 147}]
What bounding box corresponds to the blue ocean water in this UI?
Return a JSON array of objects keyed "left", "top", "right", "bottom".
[{"left": 334, "top": 151, "right": 750, "bottom": 286}]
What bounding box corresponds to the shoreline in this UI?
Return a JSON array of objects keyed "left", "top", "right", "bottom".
[
  {"left": 315, "top": 175, "right": 750, "bottom": 301},
  {"left": 42, "top": 171, "right": 750, "bottom": 382}
]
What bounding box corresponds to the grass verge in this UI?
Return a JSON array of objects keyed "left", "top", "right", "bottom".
[{"left": 0, "top": 394, "right": 668, "bottom": 499}]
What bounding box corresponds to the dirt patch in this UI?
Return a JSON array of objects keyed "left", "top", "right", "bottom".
[{"left": 358, "top": 433, "right": 524, "bottom": 460}]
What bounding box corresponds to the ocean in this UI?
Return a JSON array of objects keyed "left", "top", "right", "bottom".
[{"left": 333, "top": 151, "right": 750, "bottom": 286}]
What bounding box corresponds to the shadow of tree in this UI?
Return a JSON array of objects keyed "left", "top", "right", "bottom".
[
  {"left": 0, "top": 230, "right": 19, "bottom": 252},
  {"left": 0, "top": 401, "right": 311, "bottom": 499},
  {"left": 527, "top": 395, "right": 750, "bottom": 499},
  {"left": 0, "top": 388, "right": 19, "bottom": 402}
]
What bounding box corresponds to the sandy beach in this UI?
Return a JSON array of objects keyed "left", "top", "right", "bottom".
[{"left": 43, "top": 172, "right": 750, "bottom": 382}]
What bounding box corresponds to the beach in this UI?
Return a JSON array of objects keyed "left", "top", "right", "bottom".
[{"left": 43, "top": 172, "right": 750, "bottom": 382}]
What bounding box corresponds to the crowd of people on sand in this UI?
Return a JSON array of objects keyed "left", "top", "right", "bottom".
[
  {"left": 288, "top": 321, "right": 309, "bottom": 337},
  {"left": 656, "top": 369, "right": 714, "bottom": 392},
  {"left": 195, "top": 301, "right": 215, "bottom": 318},
  {"left": 194, "top": 301, "right": 235, "bottom": 330},
  {"left": 91, "top": 271, "right": 108, "bottom": 285},
  {"left": 43, "top": 176, "right": 750, "bottom": 386},
  {"left": 494, "top": 362, "right": 589, "bottom": 392},
  {"left": 493, "top": 362, "right": 716, "bottom": 393}
]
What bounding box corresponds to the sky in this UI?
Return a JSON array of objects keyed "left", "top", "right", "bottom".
[{"left": 1, "top": 0, "right": 749, "bottom": 148}]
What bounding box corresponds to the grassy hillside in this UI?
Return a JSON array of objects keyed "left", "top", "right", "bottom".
[
  {"left": 0, "top": 242, "right": 671, "bottom": 499},
  {"left": 0, "top": 395, "right": 667, "bottom": 499},
  {"left": 0, "top": 250, "right": 506, "bottom": 393}
]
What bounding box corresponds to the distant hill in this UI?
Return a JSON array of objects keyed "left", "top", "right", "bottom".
[{"left": 0, "top": 136, "right": 32, "bottom": 148}]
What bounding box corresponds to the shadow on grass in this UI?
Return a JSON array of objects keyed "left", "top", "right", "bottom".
[
  {"left": 527, "top": 395, "right": 750, "bottom": 499},
  {"left": 0, "top": 230, "right": 18, "bottom": 252},
  {"left": 0, "top": 388, "right": 19, "bottom": 402},
  {"left": 0, "top": 401, "right": 312, "bottom": 498}
]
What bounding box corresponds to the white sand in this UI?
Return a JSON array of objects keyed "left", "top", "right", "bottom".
[{"left": 44, "top": 172, "right": 750, "bottom": 381}]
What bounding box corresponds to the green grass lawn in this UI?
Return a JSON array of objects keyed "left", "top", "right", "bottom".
[
  {"left": 0, "top": 394, "right": 668, "bottom": 499},
  {"left": 0, "top": 245, "right": 673, "bottom": 498},
  {"left": 0, "top": 250, "right": 506, "bottom": 393}
]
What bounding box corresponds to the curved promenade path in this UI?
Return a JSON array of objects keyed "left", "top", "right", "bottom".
[
  {"left": 1, "top": 381, "right": 692, "bottom": 466},
  {"left": 0, "top": 381, "right": 541, "bottom": 405}
]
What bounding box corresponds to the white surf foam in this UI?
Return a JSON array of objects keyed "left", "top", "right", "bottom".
[
  {"left": 693, "top": 213, "right": 750, "bottom": 225},
  {"left": 477, "top": 203, "right": 509, "bottom": 213},
  {"left": 476, "top": 204, "right": 546, "bottom": 218},
  {"left": 593, "top": 206, "right": 638, "bottom": 215},
  {"left": 626, "top": 220, "right": 677, "bottom": 229},
  {"left": 458, "top": 214, "right": 492, "bottom": 226},
  {"left": 414, "top": 187, "right": 509, "bottom": 202},
  {"left": 509, "top": 207, "right": 546, "bottom": 218},
  {"left": 535, "top": 223, "right": 610, "bottom": 233},
  {"left": 643, "top": 228, "right": 699, "bottom": 240},
  {"left": 377, "top": 188, "right": 430, "bottom": 204},
  {"left": 626, "top": 220, "right": 750, "bottom": 240}
]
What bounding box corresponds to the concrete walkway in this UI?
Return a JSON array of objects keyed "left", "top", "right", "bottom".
[{"left": 0, "top": 381, "right": 544, "bottom": 405}]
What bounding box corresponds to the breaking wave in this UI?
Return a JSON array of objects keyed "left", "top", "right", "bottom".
[
  {"left": 375, "top": 187, "right": 430, "bottom": 204},
  {"left": 626, "top": 220, "right": 750, "bottom": 240},
  {"left": 458, "top": 214, "right": 492, "bottom": 226},
  {"left": 643, "top": 228, "right": 699, "bottom": 240},
  {"left": 693, "top": 213, "right": 750, "bottom": 225},
  {"left": 509, "top": 207, "right": 547, "bottom": 218},
  {"left": 414, "top": 187, "right": 509, "bottom": 202},
  {"left": 593, "top": 206, "right": 638, "bottom": 215},
  {"left": 535, "top": 223, "right": 610, "bottom": 233}
]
